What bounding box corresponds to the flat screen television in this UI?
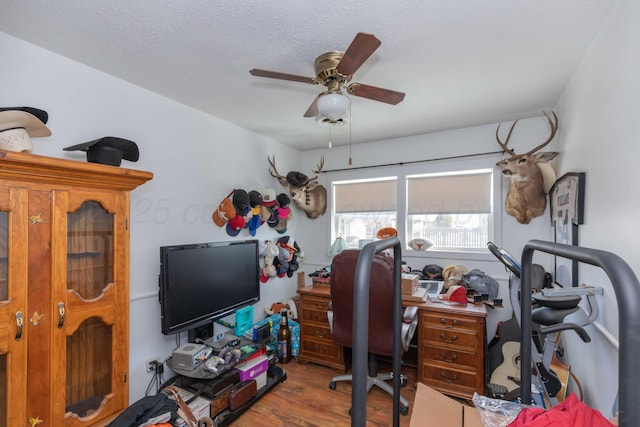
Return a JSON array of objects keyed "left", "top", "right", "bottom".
[{"left": 159, "top": 239, "right": 260, "bottom": 335}]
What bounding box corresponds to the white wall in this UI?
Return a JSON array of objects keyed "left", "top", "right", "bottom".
[
  {"left": 554, "top": 0, "right": 640, "bottom": 416},
  {"left": 0, "top": 31, "right": 303, "bottom": 402}
]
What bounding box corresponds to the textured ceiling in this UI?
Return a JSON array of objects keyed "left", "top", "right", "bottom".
[{"left": 0, "top": 1, "right": 616, "bottom": 150}]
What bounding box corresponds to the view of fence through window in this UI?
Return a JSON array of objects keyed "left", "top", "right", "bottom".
[
  {"left": 332, "top": 168, "right": 493, "bottom": 251},
  {"left": 407, "top": 214, "right": 490, "bottom": 249}
]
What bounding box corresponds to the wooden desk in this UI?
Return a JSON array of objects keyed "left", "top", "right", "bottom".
[{"left": 297, "top": 285, "right": 487, "bottom": 400}]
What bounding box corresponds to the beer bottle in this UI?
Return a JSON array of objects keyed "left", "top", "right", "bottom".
[{"left": 277, "top": 308, "right": 291, "bottom": 363}]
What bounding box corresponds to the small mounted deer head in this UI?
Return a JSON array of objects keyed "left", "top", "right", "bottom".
[
  {"left": 496, "top": 111, "right": 559, "bottom": 224},
  {"left": 268, "top": 155, "right": 327, "bottom": 219}
]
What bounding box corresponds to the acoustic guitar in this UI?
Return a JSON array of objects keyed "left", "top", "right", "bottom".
[
  {"left": 490, "top": 340, "right": 571, "bottom": 402},
  {"left": 489, "top": 341, "right": 521, "bottom": 392}
]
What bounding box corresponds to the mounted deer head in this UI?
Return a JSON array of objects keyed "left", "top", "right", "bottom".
[
  {"left": 496, "top": 111, "right": 559, "bottom": 224},
  {"left": 268, "top": 155, "right": 327, "bottom": 219}
]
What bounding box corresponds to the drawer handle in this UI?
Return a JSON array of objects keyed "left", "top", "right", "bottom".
[
  {"left": 314, "top": 329, "right": 327, "bottom": 338},
  {"left": 440, "top": 333, "right": 458, "bottom": 343},
  {"left": 440, "top": 372, "right": 458, "bottom": 383},
  {"left": 439, "top": 318, "right": 458, "bottom": 328},
  {"left": 440, "top": 352, "right": 458, "bottom": 363},
  {"left": 312, "top": 343, "right": 328, "bottom": 352}
]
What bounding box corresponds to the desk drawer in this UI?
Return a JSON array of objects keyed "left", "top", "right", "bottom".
[
  {"left": 301, "top": 308, "right": 329, "bottom": 324},
  {"left": 422, "top": 312, "right": 478, "bottom": 331},
  {"left": 301, "top": 338, "right": 342, "bottom": 360},
  {"left": 424, "top": 327, "right": 479, "bottom": 349},
  {"left": 302, "top": 295, "right": 331, "bottom": 312},
  {"left": 423, "top": 345, "right": 477, "bottom": 369},
  {"left": 423, "top": 363, "right": 478, "bottom": 389},
  {"left": 301, "top": 323, "right": 333, "bottom": 343}
]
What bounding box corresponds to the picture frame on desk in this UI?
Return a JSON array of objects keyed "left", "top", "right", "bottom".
[{"left": 549, "top": 172, "right": 585, "bottom": 287}]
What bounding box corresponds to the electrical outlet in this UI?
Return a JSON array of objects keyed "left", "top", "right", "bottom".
[{"left": 146, "top": 358, "right": 159, "bottom": 373}]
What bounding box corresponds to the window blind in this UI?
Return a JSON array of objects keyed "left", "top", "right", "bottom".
[
  {"left": 334, "top": 179, "right": 397, "bottom": 213},
  {"left": 407, "top": 171, "right": 492, "bottom": 215}
]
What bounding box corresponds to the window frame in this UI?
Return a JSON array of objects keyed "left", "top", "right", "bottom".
[{"left": 327, "top": 154, "right": 503, "bottom": 262}]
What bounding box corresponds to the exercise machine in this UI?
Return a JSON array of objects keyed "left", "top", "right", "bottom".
[{"left": 487, "top": 241, "right": 602, "bottom": 407}]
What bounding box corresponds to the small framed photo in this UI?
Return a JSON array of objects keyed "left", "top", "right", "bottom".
[{"left": 549, "top": 172, "right": 585, "bottom": 287}]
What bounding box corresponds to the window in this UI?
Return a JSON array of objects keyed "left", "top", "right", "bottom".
[
  {"left": 406, "top": 170, "right": 493, "bottom": 251},
  {"left": 332, "top": 177, "right": 397, "bottom": 249},
  {"left": 329, "top": 155, "right": 500, "bottom": 255}
]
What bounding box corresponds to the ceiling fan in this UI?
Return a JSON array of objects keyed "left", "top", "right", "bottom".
[{"left": 249, "top": 32, "right": 405, "bottom": 121}]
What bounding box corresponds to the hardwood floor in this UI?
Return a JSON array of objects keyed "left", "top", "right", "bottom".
[{"left": 231, "top": 360, "right": 417, "bottom": 426}]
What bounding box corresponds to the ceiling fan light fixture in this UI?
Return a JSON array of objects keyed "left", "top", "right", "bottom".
[{"left": 317, "top": 92, "right": 350, "bottom": 121}]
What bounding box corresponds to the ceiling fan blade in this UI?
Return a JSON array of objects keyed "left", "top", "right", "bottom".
[
  {"left": 336, "top": 32, "right": 381, "bottom": 76},
  {"left": 249, "top": 68, "right": 316, "bottom": 84},
  {"left": 303, "top": 94, "right": 321, "bottom": 117},
  {"left": 347, "top": 83, "right": 405, "bottom": 105}
]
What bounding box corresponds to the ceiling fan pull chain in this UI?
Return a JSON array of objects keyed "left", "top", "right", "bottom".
[
  {"left": 328, "top": 125, "right": 333, "bottom": 149},
  {"left": 348, "top": 111, "right": 352, "bottom": 165}
]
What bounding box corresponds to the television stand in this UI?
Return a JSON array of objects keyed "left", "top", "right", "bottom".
[{"left": 162, "top": 363, "right": 286, "bottom": 426}]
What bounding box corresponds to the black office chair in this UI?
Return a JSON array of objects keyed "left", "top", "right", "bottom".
[{"left": 327, "top": 250, "right": 418, "bottom": 415}]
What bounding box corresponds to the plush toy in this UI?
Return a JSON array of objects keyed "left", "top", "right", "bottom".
[{"left": 264, "top": 301, "right": 294, "bottom": 319}]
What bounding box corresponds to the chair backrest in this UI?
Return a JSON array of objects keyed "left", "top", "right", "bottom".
[{"left": 330, "top": 249, "right": 396, "bottom": 356}]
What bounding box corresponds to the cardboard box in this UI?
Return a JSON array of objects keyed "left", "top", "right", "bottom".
[
  {"left": 402, "top": 273, "right": 420, "bottom": 295},
  {"left": 234, "top": 355, "right": 268, "bottom": 382},
  {"left": 410, "top": 383, "right": 482, "bottom": 427}
]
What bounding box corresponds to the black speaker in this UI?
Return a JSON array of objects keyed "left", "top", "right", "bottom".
[{"left": 188, "top": 323, "right": 214, "bottom": 342}]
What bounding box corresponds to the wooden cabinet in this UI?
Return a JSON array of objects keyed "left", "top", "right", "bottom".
[
  {"left": 296, "top": 286, "right": 347, "bottom": 372},
  {"left": 0, "top": 150, "right": 152, "bottom": 427},
  {"left": 417, "top": 303, "right": 486, "bottom": 400}
]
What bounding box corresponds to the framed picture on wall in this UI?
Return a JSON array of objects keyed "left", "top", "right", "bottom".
[{"left": 549, "top": 172, "right": 585, "bottom": 287}]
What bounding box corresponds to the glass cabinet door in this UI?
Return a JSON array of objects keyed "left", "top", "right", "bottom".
[{"left": 64, "top": 200, "right": 116, "bottom": 420}]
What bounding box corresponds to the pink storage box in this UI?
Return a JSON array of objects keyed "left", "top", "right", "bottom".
[{"left": 235, "top": 355, "right": 268, "bottom": 382}]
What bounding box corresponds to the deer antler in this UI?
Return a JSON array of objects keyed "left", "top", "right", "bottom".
[
  {"left": 496, "top": 119, "right": 519, "bottom": 156},
  {"left": 267, "top": 155, "right": 289, "bottom": 187},
  {"left": 308, "top": 156, "right": 325, "bottom": 182},
  {"left": 496, "top": 111, "right": 558, "bottom": 157},
  {"left": 524, "top": 111, "right": 558, "bottom": 156}
]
